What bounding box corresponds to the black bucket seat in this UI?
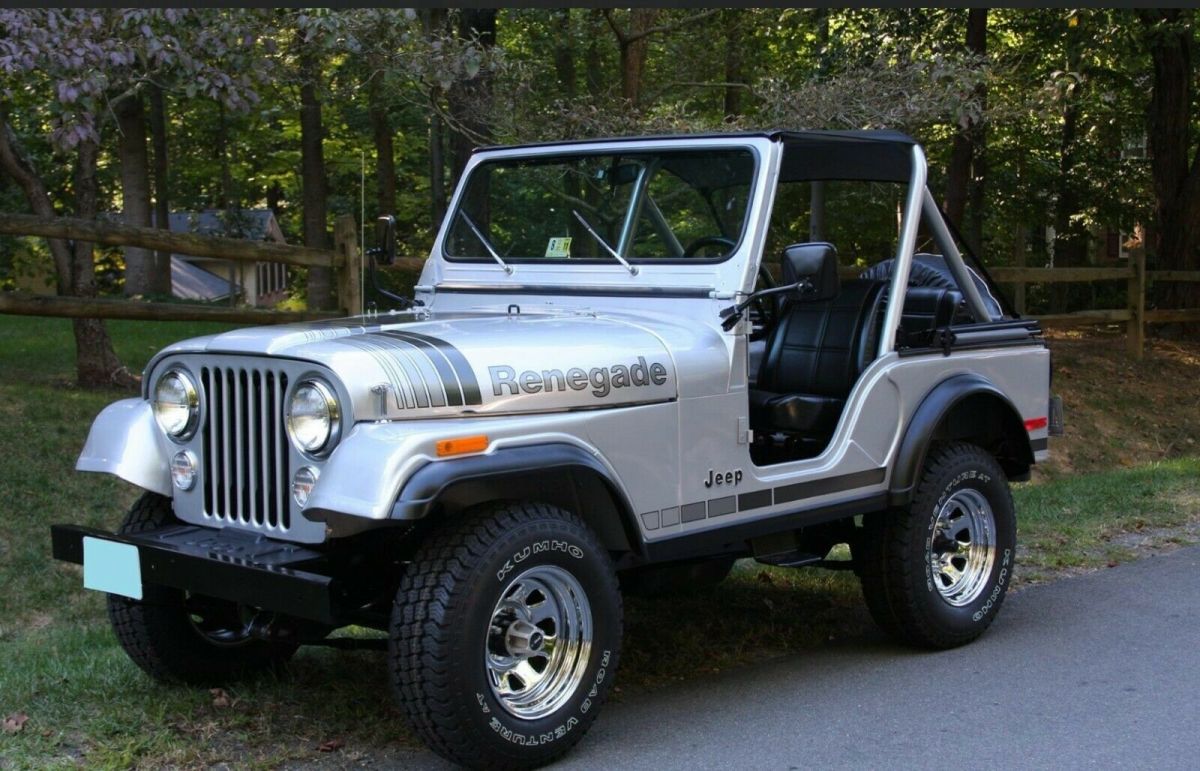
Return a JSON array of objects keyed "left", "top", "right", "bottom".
[{"left": 750, "top": 243, "right": 886, "bottom": 439}]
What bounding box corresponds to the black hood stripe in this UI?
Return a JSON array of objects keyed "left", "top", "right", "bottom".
[
  {"left": 339, "top": 337, "right": 422, "bottom": 410},
  {"left": 373, "top": 331, "right": 465, "bottom": 407},
  {"left": 376, "top": 330, "right": 483, "bottom": 407},
  {"left": 330, "top": 329, "right": 482, "bottom": 409}
]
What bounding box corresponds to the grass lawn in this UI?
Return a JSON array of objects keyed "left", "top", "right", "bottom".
[{"left": 0, "top": 316, "right": 1197, "bottom": 768}]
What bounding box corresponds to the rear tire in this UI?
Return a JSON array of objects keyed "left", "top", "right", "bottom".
[
  {"left": 389, "top": 501, "right": 622, "bottom": 770},
  {"left": 106, "top": 492, "right": 297, "bottom": 685},
  {"left": 859, "top": 442, "right": 1016, "bottom": 649}
]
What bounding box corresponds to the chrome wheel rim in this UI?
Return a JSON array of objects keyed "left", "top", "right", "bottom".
[
  {"left": 930, "top": 489, "right": 996, "bottom": 607},
  {"left": 485, "top": 565, "right": 592, "bottom": 720}
]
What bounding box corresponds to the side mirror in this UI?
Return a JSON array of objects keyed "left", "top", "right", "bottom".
[{"left": 372, "top": 215, "right": 397, "bottom": 265}]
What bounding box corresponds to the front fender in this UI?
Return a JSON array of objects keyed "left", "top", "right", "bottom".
[
  {"left": 300, "top": 422, "right": 630, "bottom": 536},
  {"left": 75, "top": 399, "right": 171, "bottom": 496},
  {"left": 300, "top": 421, "right": 432, "bottom": 525}
]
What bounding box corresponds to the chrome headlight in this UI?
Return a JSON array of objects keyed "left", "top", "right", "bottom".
[
  {"left": 286, "top": 379, "right": 340, "bottom": 455},
  {"left": 153, "top": 369, "right": 199, "bottom": 440}
]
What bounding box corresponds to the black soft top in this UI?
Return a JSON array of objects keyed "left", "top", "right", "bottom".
[{"left": 478, "top": 129, "right": 920, "bottom": 184}]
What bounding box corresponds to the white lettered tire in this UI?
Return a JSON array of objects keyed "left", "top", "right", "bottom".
[
  {"left": 859, "top": 442, "right": 1016, "bottom": 649},
  {"left": 389, "top": 501, "right": 622, "bottom": 769}
]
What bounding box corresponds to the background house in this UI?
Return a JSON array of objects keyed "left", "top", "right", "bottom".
[{"left": 167, "top": 209, "right": 290, "bottom": 307}]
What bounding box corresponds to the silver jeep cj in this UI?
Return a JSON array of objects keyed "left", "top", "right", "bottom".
[{"left": 54, "top": 130, "right": 1061, "bottom": 769}]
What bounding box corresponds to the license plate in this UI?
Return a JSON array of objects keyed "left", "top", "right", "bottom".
[{"left": 82, "top": 537, "right": 143, "bottom": 600}]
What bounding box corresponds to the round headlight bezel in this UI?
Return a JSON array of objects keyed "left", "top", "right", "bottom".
[
  {"left": 153, "top": 368, "right": 199, "bottom": 442},
  {"left": 286, "top": 378, "right": 341, "bottom": 457}
]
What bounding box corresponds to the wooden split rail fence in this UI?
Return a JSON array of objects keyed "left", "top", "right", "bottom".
[
  {"left": 0, "top": 212, "right": 425, "bottom": 325},
  {"left": 990, "top": 252, "right": 1200, "bottom": 359},
  {"left": 1, "top": 212, "right": 1196, "bottom": 359}
]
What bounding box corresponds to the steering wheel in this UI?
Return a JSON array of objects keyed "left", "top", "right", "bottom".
[
  {"left": 682, "top": 235, "right": 737, "bottom": 258},
  {"left": 747, "top": 263, "right": 778, "bottom": 340}
]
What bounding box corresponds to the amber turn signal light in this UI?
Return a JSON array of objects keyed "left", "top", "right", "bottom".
[{"left": 436, "top": 435, "right": 490, "bottom": 457}]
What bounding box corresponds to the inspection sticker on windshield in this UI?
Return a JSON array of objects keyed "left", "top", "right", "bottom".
[{"left": 545, "top": 237, "right": 572, "bottom": 258}]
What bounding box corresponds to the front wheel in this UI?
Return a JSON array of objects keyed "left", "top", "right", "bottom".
[
  {"left": 106, "top": 492, "right": 297, "bottom": 684},
  {"left": 859, "top": 442, "right": 1016, "bottom": 649},
  {"left": 389, "top": 501, "right": 622, "bottom": 769}
]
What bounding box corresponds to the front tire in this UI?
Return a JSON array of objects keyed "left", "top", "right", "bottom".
[
  {"left": 106, "top": 492, "right": 297, "bottom": 685},
  {"left": 390, "top": 501, "right": 622, "bottom": 770},
  {"left": 859, "top": 442, "right": 1016, "bottom": 649}
]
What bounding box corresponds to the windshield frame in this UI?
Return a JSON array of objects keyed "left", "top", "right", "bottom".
[{"left": 440, "top": 143, "right": 762, "bottom": 268}]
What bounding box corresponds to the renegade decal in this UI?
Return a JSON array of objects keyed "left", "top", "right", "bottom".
[{"left": 489, "top": 356, "right": 668, "bottom": 398}]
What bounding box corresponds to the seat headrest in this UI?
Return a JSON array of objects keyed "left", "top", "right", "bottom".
[{"left": 781, "top": 242, "right": 839, "bottom": 302}]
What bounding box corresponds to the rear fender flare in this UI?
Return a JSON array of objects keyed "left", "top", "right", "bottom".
[{"left": 888, "top": 374, "right": 1032, "bottom": 507}]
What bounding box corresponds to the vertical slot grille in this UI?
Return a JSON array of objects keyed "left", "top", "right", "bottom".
[{"left": 200, "top": 366, "right": 290, "bottom": 531}]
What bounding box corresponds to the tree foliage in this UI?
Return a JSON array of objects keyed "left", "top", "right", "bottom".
[{"left": 0, "top": 7, "right": 1196, "bottom": 384}]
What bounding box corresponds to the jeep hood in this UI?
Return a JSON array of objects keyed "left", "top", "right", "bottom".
[{"left": 152, "top": 312, "right": 680, "bottom": 421}]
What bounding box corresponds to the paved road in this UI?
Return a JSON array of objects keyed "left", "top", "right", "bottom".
[{"left": 400, "top": 547, "right": 1200, "bottom": 770}]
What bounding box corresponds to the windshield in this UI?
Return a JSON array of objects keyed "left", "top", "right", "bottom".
[{"left": 444, "top": 148, "right": 757, "bottom": 264}]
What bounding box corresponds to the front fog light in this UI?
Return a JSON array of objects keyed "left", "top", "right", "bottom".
[
  {"left": 292, "top": 466, "right": 319, "bottom": 507},
  {"left": 171, "top": 450, "right": 197, "bottom": 491}
]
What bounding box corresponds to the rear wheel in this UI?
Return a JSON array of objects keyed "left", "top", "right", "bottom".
[
  {"left": 390, "top": 501, "right": 622, "bottom": 769},
  {"left": 859, "top": 442, "right": 1016, "bottom": 649},
  {"left": 106, "top": 492, "right": 297, "bottom": 685}
]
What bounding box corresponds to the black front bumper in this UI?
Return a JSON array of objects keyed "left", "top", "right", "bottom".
[{"left": 52, "top": 523, "right": 348, "bottom": 626}]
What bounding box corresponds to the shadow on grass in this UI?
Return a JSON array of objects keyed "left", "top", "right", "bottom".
[{"left": 1, "top": 564, "right": 872, "bottom": 768}]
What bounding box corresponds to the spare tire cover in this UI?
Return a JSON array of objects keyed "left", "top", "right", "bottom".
[{"left": 860, "top": 254, "right": 1003, "bottom": 318}]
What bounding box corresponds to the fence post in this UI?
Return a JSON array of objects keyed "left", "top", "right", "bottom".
[
  {"left": 1126, "top": 249, "right": 1146, "bottom": 359},
  {"left": 333, "top": 215, "right": 362, "bottom": 317}
]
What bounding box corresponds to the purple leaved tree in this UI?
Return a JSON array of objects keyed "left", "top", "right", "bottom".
[{"left": 0, "top": 9, "right": 270, "bottom": 387}]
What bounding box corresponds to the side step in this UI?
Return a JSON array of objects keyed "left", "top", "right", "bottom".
[{"left": 754, "top": 551, "right": 823, "bottom": 569}]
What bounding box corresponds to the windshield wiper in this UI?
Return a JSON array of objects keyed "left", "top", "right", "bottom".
[
  {"left": 457, "top": 210, "right": 513, "bottom": 274},
  {"left": 571, "top": 209, "right": 638, "bottom": 276}
]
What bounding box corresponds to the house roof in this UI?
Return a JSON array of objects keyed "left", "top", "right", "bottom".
[
  {"left": 171, "top": 255, "right": 232, "bottom": 302},
  {"left": 161, "top": 208, "right": 282, "bottom": 242},
  {"left": 161, "top": 208, "right": 284, "bottom": 302}
]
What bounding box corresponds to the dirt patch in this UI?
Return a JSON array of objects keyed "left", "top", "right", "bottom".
[{"left": 1038, "top": 329, "right": 1200, "bottom": 479}]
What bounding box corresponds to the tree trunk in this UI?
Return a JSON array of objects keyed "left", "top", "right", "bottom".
[
  {"left": 423, "top": 8, "right": 449, "bottom": 232},
  {"left": 215, "top": 101, "right": 234, "bottom": 210},
  {"left": 429, "top": 109, "right": 446, "bottom": 233},
  {"left": 944, "top": 7, "right": 987, "bottom": 247},
  {"left": 553, "top": 9, "right": 577, "bottom": 101},
  {"left": 369, "top": 66, "right": 396, "bottom": 218},
  {"left": 148, "top": 84, "right": 172, "bottom": 294},
  {"left": 266, "top": 182, "right": 282, "bottom": 217},
  {"left": 723, "top": 10, "right": 743, "bottom": 120},
  {"left": 447, "top": 9, "right": 497, "bottom": 184},
  {"left": 1139, "top": 9, "right": 1200, "bottom": 315},
  {"left": 617, "top": 9, "right": 659, "bottom": 106},
  {"left": 585, "top": 10, "right": 604, "bottom": 100},
  {"left": 1051, "top": 15, "right": 1089, "bottom": 311},
  {"left": 71, "top": 139, "right": 133, "bottom": 386},
  {"left": 299, "top": 44, "right": 333, "bottom": 310},
  {"left": 115, "top": 94, "right": 167, "bottom": 296},
  {"left": 0, "top": 118, "right": 131, "bottom": 388}
]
